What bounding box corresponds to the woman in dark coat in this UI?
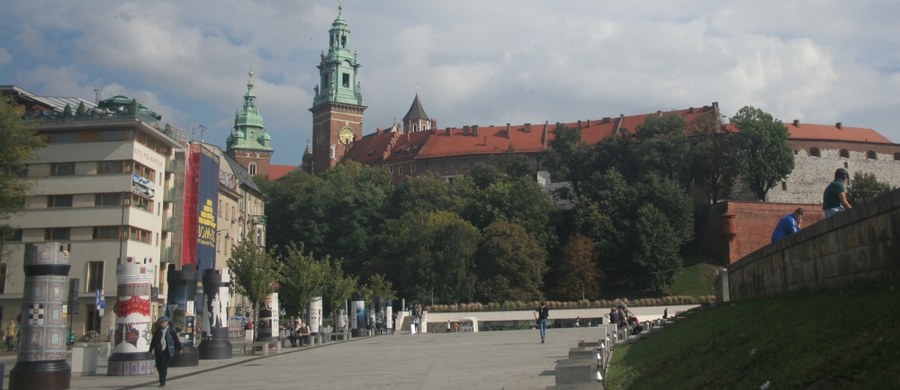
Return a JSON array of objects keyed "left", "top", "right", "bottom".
[{"left": 148, "top": 316, "right": 182, "bottom": 387}]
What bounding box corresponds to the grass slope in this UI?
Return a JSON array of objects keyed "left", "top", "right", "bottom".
[{"left": 606, "top": 282, "right": 900, "bottom": 389}]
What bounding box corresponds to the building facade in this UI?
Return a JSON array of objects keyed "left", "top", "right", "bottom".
[{"left": 1, "top": 85, "right": 182, "bottom": 336}]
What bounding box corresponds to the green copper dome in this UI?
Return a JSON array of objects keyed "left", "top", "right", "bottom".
[
  {"left": 311, "top": 5, "right": 364, "bottom": 108},
  {"left": 227, "top": 69, "right": 273, "bottom": 152}
]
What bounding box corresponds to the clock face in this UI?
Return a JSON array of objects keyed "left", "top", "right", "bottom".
[{"left": 339, "top": 126, "right": 354, "bottom": 145}]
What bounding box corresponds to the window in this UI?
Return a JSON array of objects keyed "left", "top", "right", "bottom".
[
  {"left": 51, "top": 162, "right": 75, "bottom": 176},
  {"left": 894, "top": 152, "right": 900, "bottom": 161},
  {"left": 98, "top": 160, "right": 128, "bottom": 174},
  {"left": 44, "top": 228, "right": 70, "bottom": 240},
  {"left": 47, "top": 195, "right": 73, "bottom": 208},
  {"left": 127, "top": 227, "right": 152, "bottom": 243},
  {"left": 92, "top": 226, "right": 120, "bottom": 240},
  {"left": 98, "top": 129, "right": 133, "bottom": 141},
  {"left": 95, "top": 193, "right": 124, "bottom": 206},
  {"left": 809, "top": 148, "right": 821, "bottom": 157},
  {"left": 0, "top": 264, "right": 6, "bottom": 293},
  {"left": 840, "top": 149, "right": 850, "bottom": 158},
  {"left": 398, "top": 167, "right": 403, "bottom": 175},
  {"left": 132, "top": 162, "right": 155, "bottom": 180},
  {"left": 411, "top": 165, "right": 417, "bottom": 174},
  {"left": 342, "top": 73, "right": 350, "bottom": 88},
  {"left": 866, "top": 151, "right": 877, "bottom": 160},
  {"left": 3, "top": 229, "right": 22, "bottom": 241},
  {"left": 86, "top": 261, "right": 104, "bottom": 292},
  {"left": 249, "top": 162, "right": 257, "bottom": 175},
  {"left": 781, "top": 181, "right": 787, "bottom": 191},
  {"left": 48, "top": 132, "right": 78, "bottom": 144}
]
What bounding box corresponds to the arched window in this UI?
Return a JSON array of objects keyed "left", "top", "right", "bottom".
[
  {"left": 810, "top": 148, "right": 821, "bottom": 157},
  {"left": 840, "top": 149, "right": 849, "bottom": 158},
  {"left": 866, "top": 150, "right": 877, "bottom": 160},
  {"left": 249, "top": 162, "right": 257, "bottom": 175}
]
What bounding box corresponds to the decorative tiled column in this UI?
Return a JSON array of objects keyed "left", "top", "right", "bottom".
[
  {"left": 10, "top": 242, "right": 71, "bottom": 390},
  {"left": 166, "top": 264, "right": 199, "bottom": 367},
  {"left": 198, "top": 268, "right": 232, "bottom": 359},
  {"left": 107, "top": 257, "right": 154, "bottom": 376}
]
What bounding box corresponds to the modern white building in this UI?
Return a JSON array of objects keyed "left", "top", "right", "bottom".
[{"left": 1, "top": 85, "right": 183, "bottom": 338}]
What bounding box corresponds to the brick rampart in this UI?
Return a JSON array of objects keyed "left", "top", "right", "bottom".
[{"left": 719, "top": 188, "right": 900, "bottom": 301}]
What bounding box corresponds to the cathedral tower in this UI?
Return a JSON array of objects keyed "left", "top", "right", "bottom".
[
  {"left": 309, "top": 4, "right": 366, "bottom": 173},
  {"left": 226, "top": 69, "right": 274, "bottom": 177}
]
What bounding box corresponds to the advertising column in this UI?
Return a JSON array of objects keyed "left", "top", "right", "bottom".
[
  {"left": 198, "top": 268, "right": 232, "bottom": 359},
  {"left": 350, "top": 293, "right": 366, "bottom": 338},
  {"left": 308, "top": 296, "right": 322, "bottom": 334},
  {"left": 10, "top": 243, "right": 71, "bottom": 390},
  {"left": 107, "top": 257, "right": 155, "bottom": 376}
]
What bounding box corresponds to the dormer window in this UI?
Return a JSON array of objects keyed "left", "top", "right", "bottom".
[{"left": 810, "top": 148, "right": 821, "bottom": 157}]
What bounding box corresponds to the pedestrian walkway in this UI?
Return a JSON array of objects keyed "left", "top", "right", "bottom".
[{"left": 5, "top": 327, "right": 608, "bottom": 389}]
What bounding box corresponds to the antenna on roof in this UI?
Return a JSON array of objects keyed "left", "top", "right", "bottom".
[{"left": 94, "top": 88, "right": 102, "bottom": 104}]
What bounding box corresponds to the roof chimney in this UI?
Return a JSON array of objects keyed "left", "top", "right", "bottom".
[
  {"left": 793, "top": 119, "right": 800, "bottom": 127},
  {"left": 445, "top": 127, "right": 451, "bottom": 136},
  {"left": 524, "top": 123, "right": 531, "bottom": 133},
  {"left": 463, "top": 125, "right": 470, "bottom": 136},
  {"left": 586, "top": 119, "right": 591, "bottom": 127},
  {"left": 506, "top": 123, "right": 511, "bottom": 134},
  {"left": 602, "top": 117, "right": 610, "bottom": 123},
  {"left": 688, "top": 107, "right": 694, "bottom": 113},
  {"left": 577, "top": 120, "right": 582, "bottom": 129},
  {"left": 472, "top": 125, "right": 479, "bottom": 136},
  {"left": 836, "top": 122, "right": 842, "bottom": 129},
  {"left": 377, "top": 127, "right": 383, "bottom": 134}
]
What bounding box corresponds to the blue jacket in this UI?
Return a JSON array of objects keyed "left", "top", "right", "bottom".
[{"left": 771, "top": 213, "right": 800, "bottom": 243}]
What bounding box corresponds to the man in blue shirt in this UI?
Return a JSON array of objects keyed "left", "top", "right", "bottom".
[{"left": 771, "top": 208, "right": 805, "bottom": 243}]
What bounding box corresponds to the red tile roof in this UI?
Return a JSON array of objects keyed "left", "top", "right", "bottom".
[
  {"left": 268, "top": 164, "right": 298, "bottom": 180},
  {"left": 783, "top": 121, "right": 892, "bottom": 144}
]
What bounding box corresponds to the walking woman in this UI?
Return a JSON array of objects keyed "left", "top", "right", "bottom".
[
  {"left": 534, "top": 301, "right": 549, "bottom": 343},
  {"left": 149, "top": 316, "right": 182, "bottom": 387}
]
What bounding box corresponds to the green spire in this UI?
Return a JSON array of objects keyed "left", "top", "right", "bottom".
[
  {"left": 312, "top": 4, "right": 364, "bottom": 107},
  {"left": 227, "top": 68, "right": 273, "bottom": 152}
]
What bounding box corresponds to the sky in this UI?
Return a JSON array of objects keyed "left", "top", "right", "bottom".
[{"left": 2, "top": 0, "right": 899, "bottom": 165}]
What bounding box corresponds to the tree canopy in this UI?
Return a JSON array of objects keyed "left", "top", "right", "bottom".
[{"left": 729, "top": 106, "right": 794, "bottom": 201}]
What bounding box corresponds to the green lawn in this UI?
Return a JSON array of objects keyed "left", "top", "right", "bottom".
[{"left": 605, "top": 282, "right": 900, "bottom": 389}]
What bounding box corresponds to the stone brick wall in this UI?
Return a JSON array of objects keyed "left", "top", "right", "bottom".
[
  {"left": 719, "top": 187, "right": 900, "bottom": 301},
  {"left": 765, "top": 141, "right": 900, "bottom": 204}
]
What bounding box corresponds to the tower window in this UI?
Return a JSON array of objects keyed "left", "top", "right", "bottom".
[
  {"left": 809, "top": 148, "right": 821, "bottom": 157},
  {"left": 341, "top": 35, "right": 347, "bottom": 48},
  {"left": 249, "top": 162, "right": 257, "bottom": 175},
  {"left": 840, "top": 149, "right": 850, "bottom": 158},
  {"left": 866, "top": 150, "right": 877, "bottom": 160},
  {"left": 342, "top": 73, "right": 350, "bottom": 88}
]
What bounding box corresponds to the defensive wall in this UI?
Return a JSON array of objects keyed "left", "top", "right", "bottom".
[
  {"left": 717, "top": 187, "right": 900, "bottom": 301},
  {"left": 698, "top": 201, "right": 825, "bottom": 264}
]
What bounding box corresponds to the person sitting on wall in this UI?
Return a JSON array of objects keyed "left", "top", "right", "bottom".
[
  {"left": 296, "top": 319, "right": 311, "bottom": 347},
  {"left": 771, "top": 208, "right": 805, "bottom": 243},
  {"left": 823, "top": 168, "right": 852, "bottom": 217}
]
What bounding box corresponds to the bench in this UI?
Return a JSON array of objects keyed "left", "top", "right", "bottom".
[{"left": 330, "top": 330, "right": 350, "bottom": 341}]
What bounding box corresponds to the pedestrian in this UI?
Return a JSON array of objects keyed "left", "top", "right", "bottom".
[
  {"left": 606, "top": 307, "right": 619, "bottom": 327},
  {"left": 149, "top": 316, "right": 182, "bottom": 387},
  {"left": 534, "top": 301, "right": 549, "bottom": 343},
  {"left": 446, "top": 320, "right": 452, "bottom": 333},
  {"left": 823, "top": 168, "right": 852, "bottom": 217},
  {"left": 574, "top": 316, "right": 580, "bottom": 327},
  {"left": 771, "top": 208, "right": 805, "bottom": 243},
  {"left": 5, "top": 320, "right": 16, "bottom": 352}
]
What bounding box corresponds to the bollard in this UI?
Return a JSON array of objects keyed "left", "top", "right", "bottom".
[
  {"left": 10, "top": 242, "right": 71, "bottom": 390},
  {"left": 108, "top": 257, "right": 155, "bottom": 376}
]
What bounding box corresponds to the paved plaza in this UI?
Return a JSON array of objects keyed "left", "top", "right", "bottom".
[{"left": 2, "top": 326, "right": 608, "bottom": 389}]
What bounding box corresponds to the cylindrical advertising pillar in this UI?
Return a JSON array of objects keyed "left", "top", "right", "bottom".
[
  {"left": 10, "top": 242, "right": 71, "bottom": 390},
  {"left": 256, "top": 293, "right": 278, "bottom": 342},
  {"left": 350, "top": 293, "right": 366, "bottom": 338},
  {"left": 309, "top": 296, "right": 322, "bottom": 334},
  {"left": 107, "top": 257, "right": 154, "bottom": 376},
  {"left": 165, "top": 264, "right": 199, "bottom": 367},
  {"left": 385, "top": 300, "right": 393, "bottom": 334},
  {"left": 198, "top": 268, "right": 232, "bottom": 359}
]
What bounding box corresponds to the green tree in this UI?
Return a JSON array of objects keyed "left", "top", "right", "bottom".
[
  {"left": 848, "top": 172, "right": 894, "bottom": 205},
  {"left": 475, "top": 221, "right": 547, "bottom": 302},
  {"left": 278, "top": 243, "right": 327, "bottom": 319},
  {"left": 76, "top": 101, "right": 87, "bottom": 116},
  {"left": 387, "top": 173, "right": 463, "bottom": 218},
  {"left": 730, "top": 106, "right": 794, "bottom": 201},
  {"left": 550, "top": 234, "right": 601, "bottom": 301},
  {"left": 0, "top": 97, "right": 45, "bottom": 261},
  {"left": 632, "top": 114, "right": 691, "bottom": 185},
  {"left": 686, "top": 113, "right": 739, "bottom": 204},
  {"left": 319, "top": 258, "right": 357, "bottom": 321},
  {"left": 360, "top": 273, "right": 397, "bottom": 306},
  {"left": 542, "top": 125, "right": 592, "bottom": 197},
  {"left": 425, "top": 211, "right": 481, "bottom": 304},
  {"left": 227, "top": 238, "right": 281, "bottom": 329},
  {"left": 631, "top": 205, "right": 682, "bottom": 291}
]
